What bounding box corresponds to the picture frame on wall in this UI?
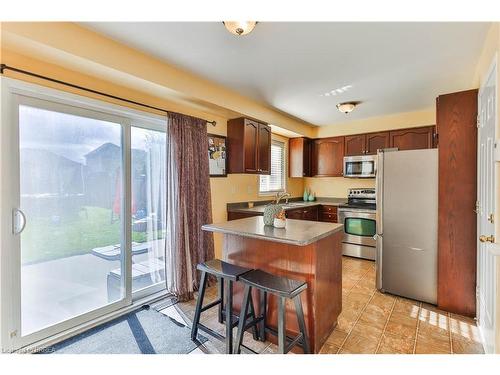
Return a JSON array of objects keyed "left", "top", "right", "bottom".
[{"left": 208, "top": 133, "right": 227, "bottom": 177}]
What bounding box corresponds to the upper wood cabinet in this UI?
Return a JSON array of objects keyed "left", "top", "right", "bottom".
[
  {"left": 257, "top": 123, "right": 271, "bottom": 174},
  {"left": 227, "top": 117, "right": 271, "bottom": 174},
  {"left": 345, "top": 132, "right": 391, "bottom": 156},
  {"left": 311, "top": 136, "right": 344, "bottom": 177},
  {"left": 344, "top": 135, "right": 366, "bottom": 156},
  {"left": 366, "top": 132, "right": 391, "bottom": 154},
  {"left": 289, "top": 137, "right": 312, "bottom": 177},
  {"left": 389, "top": 126, "right": 435, "bottom": 151}
]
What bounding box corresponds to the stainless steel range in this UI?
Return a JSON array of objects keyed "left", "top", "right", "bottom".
[{"left": 338, "top": 188, "right": 376, "bottom": 261}]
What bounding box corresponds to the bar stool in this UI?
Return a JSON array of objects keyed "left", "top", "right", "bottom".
[
  {"left": 234, "top": 269, "right": 310, "bottom": 354},
  {"left": 190, "top": 259, "right": 259, "bottom": 354}
]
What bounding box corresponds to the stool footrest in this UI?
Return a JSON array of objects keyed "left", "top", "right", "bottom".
[
  {"left": 200, "top": 298, "right": 222, "bottom": 312},
  {"left": 265, "top": 326, "right": 307, "bottom": 353}
]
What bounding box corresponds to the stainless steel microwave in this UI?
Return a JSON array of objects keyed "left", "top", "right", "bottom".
[{"left": 343, "top": 155, "right": 376, "bottom": 178}]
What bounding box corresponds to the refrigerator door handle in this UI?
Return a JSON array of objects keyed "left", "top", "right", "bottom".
[
  {"left": 376, "top": 150, "right": 384, "bottom": 235},
  {"left": 375, "top": 150, "right": 384, "bottom": 291}
]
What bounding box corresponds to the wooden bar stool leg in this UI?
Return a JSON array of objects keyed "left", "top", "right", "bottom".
[
  {"left": 259, "top": 290, "right": 267, "bottom": 342},
  {"left": 217, "top": 276, "right": 224, "bottom": 323},
  {"left": 191, "top": 271, "right": 207, "bottom": 341},
  {"left": 277, "top": 296, "right": 286, "bottom": 354},
  {"left": 224, "top": 279, "right": 234, "bottom": 354},
  {"left": 234, "top": 284, "right": 251, "bottom": 354},
  {"left": 293, "top": 295, "right": 310, "bottom": 354}
]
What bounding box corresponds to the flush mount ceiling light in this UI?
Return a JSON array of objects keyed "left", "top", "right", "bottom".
[
  {"left": 223, "top": 21, "right": 257, "bottom": 36},
  {"left": 336, "top": 102, "right": 359, "bottom": 114}
]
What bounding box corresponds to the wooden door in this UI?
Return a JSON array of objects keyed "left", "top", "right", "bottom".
[
  {"left": 437, "top": 89, "right": 478, "bottom": 317},
  {"left": 243, "top": 120, "right": 258, "bottom": 173},
  {"left": 390, "top": 126, "right": 434, "bottom": 150},
  {"left": 344, "top": 134, "right": 366, "bottom": 156},
  {"left": 257, "top": 123, "right": 271, "bottom": 174},
  {"left": 312, "top": 137, "right": 345, "bottom": 176},
  {"left": 365, "top": 132, "right": 390, "bottom": 154}
]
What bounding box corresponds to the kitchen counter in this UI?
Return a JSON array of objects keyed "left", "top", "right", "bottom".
[
  {"left": 202, "top": 216, "right": 343, "bottom": 246},
  {"left": 202, "top": 216, "right": 343, "bottom": 353},
  {"left": 227, "top": 197, "right": 347, "bottom": 215}
]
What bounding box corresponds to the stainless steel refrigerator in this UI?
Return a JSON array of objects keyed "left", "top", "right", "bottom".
[{"left": 375, "top": 148, "right": 438, "bottom": 304}]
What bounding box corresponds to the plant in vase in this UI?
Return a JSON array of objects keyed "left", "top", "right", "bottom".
[
  {"left": 274, "top": 209, "right": 286, "bottom": 228},
  {"left": 263, "top": 191, "right": 290, "bottom": 226}
]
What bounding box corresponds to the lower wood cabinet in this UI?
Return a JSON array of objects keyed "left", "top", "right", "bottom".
[
  {"left": 228, "top": 205, "right": 338, "bottom": 223},
  {"left": 285, "top": 206, "right": 319, "bottom": 221},
  {"left": 319, "top": 205, "right": 338, "bottom": 223},
  {"left": 227, "top": 211, "right": 261, "bottom": 221}
]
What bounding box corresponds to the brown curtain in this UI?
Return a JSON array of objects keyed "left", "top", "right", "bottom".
[{"left": 165, "top": 111, "right": 214, "bottom": 302}]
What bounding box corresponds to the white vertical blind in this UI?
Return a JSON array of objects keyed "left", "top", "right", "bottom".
[{"left": 259, "top": 140, "right": 286, "bottom": 193}]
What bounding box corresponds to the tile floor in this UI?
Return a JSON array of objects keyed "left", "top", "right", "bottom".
[{"left": 172, "top": 256, "right": 484, "bottom": 354}]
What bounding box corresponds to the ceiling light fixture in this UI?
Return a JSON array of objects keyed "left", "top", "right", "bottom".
[
  {"left": 336, "top": 102, "right": 358, "bottom": 114},
  {"left": 223, "top": 21, "right": 257, "bottom": 36}
]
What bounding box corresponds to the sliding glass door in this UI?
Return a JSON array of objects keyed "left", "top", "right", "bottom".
[
  {"left": 1, "top": 79, "right": 168, "bottom": 351},
  {"left": 18, "top": 102, "right": 127, "bottom": 336}
]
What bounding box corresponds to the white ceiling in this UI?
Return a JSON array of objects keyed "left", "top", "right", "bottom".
[{"left": 83, "top": 22, "right": 490, "bottom": 126}]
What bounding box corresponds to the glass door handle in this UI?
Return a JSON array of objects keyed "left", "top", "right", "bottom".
[{"left": 12, "top": 208, "right": 26, "bottom": 235}]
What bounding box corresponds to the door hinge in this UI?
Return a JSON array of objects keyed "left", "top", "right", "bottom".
[
  {"left": 477, "top": 114, "right": 480, "bottom": 128},
  {"left": 474, "top": 201, "right": 480, "bottom": 214}
]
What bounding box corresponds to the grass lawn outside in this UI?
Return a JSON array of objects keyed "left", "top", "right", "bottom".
[{"left": 21, "top": 206, "right": 153, "bottom": 265}]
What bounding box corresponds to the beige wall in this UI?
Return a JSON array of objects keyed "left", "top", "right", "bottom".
[
  {"left": 303, "top": 108, "right": 436, "bottom": 198},
  {"left": 314, "top": 107, "right": 436, "bottom": 138},
  {"left": 472, "top": 22, "right": 500, "bottom": 353}
]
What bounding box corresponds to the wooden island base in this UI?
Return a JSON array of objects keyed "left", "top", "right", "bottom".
[{"left": 223, "top": 231, "right": 343, "bottom": 353}]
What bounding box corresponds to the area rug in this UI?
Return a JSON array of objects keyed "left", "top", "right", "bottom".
[{"left": 45, "top": 306, "right": 206, "bottom": 354}]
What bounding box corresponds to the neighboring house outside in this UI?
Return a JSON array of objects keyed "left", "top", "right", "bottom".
[
  {"left": 20, "top": 148, "right": 85, "bottom": 219},
  {"left": 84, "top": 142, "right": 147, "bottom": 215}
]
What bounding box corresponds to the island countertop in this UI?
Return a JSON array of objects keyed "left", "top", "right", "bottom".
[{"left": 202, "top": 216, "right": 343, "bottom": 246}]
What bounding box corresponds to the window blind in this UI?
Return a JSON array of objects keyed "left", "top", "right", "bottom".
[{"left": 259, "top": 140, "right": 286, "bottom": 193}]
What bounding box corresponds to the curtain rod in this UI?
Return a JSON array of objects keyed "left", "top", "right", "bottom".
[{"left": 0, "top": 64, "right": 217, "bottom": 126}]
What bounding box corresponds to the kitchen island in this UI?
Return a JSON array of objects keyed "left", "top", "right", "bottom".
[{"left": 202, "top": 216, "right": 344, "bottom": 353}]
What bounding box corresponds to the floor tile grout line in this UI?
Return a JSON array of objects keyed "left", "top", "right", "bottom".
[
  {"left": 374, "top": 296, "right": 397, "bottom": 353},
  {"left": 448, "top": 312, "right": 453, "bottom": 354},
  {"left": 337, "top": 266, "right": 377, "bottom": 354},
  {"left": 412, "top": 302, "right": 422, "bottom": 354},
  {"left": 335, "top": 264, "right": 375, "bottom": 352},
  {"left": 337, "top": 291, "right": 376, "bottom": 353}
]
